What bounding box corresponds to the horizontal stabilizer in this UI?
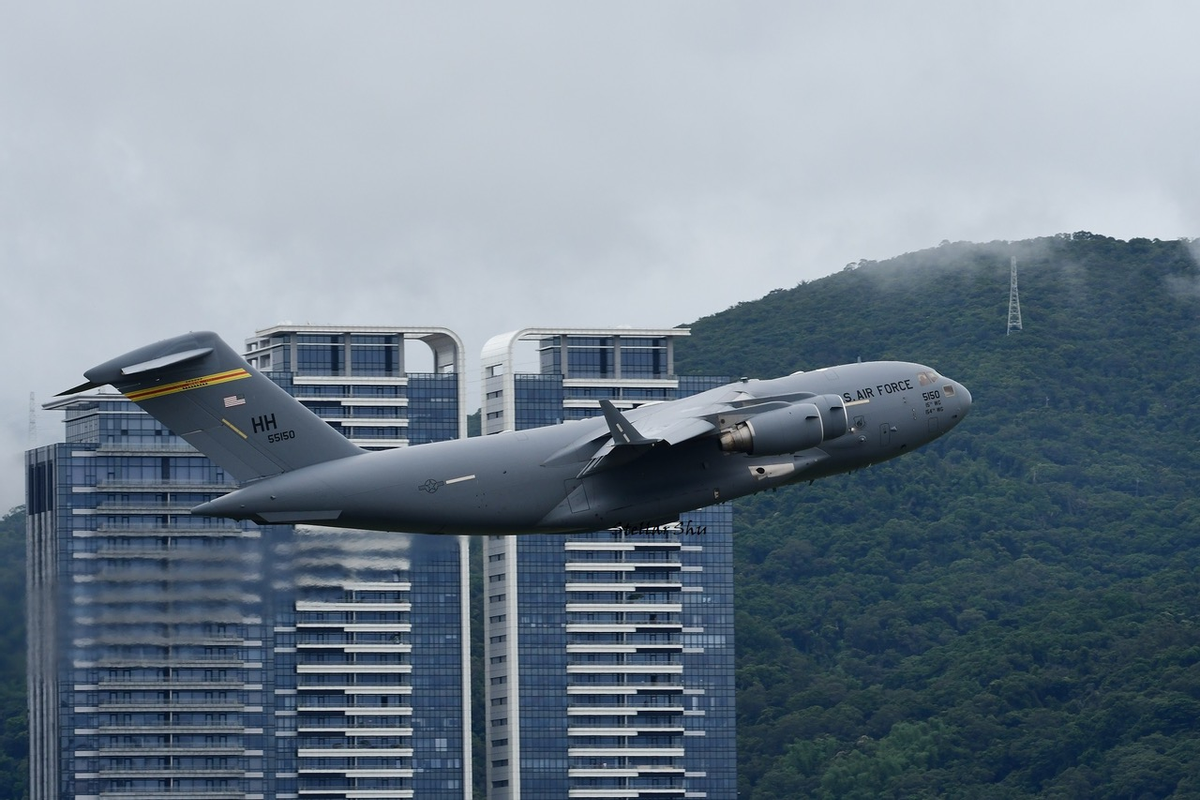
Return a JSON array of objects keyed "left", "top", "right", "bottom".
[
  {"left": 57, "top": 379, "right": 103, "bottom": 397},
  {"left": 119, "top": 346, "right": 213, "bottom": 376}
]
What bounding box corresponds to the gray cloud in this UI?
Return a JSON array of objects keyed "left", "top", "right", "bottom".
[{"left": 5, "top": 2, "right": 1200, "bottom": 509}]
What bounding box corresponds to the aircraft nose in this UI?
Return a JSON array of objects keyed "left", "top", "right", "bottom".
[{"left": 954, "top": 381, "right": 972, "bottom": 420}]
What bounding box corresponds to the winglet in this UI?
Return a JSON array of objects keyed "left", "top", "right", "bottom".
[
  {"left": 599, "top": 400, "right": 653, "bottom": 446},
  {"left": 576, "top": 401, "right": 661, "bottom": 478}
]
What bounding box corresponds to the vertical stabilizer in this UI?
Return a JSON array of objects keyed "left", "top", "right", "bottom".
[{"left": 66, "top": 331, "right": 364, "bottom": 482}]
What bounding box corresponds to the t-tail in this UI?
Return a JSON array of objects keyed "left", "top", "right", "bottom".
[{"left": 60, "top": 331, "right": 365, "bottom": 482}]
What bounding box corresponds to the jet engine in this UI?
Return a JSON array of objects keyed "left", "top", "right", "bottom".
[{"left": 718, "top": 394, "right": 848, "bottom": 456}]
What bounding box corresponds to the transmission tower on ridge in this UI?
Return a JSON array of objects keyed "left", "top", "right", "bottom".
[{"left": 1007, "top": 256, "right": 1023, "bottom": 335}]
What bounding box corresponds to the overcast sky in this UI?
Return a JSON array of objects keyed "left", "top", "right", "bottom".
[{"left": 3, "top": 2, "right": 1198, "bottom": 511}]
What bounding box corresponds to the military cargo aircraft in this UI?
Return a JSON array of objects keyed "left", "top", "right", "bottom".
[{"left": 62, "top": 331, "right": 971, "bottom": 534}]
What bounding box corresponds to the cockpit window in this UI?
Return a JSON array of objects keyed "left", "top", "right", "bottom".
[
  {"left": 917, "top": 370, "right": 940, "bottom": 386},
  {"left": 943, "top": 384, "right": 956, "bottom": 397}
]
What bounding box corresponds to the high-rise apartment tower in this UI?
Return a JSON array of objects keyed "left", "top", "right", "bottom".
[
  {"left": 480, "top": 328, "right": 737, "bottom": 800},
  {"left": 27, "top": 325, "right": 471, "bottom": 800}
]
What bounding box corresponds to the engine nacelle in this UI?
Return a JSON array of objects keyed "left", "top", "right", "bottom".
[
  {"left": 812, "top": 393, "right": 849, "bottom": 439},
  {"left": 718, "top": 395, "right": 848, "bottom": 456}
]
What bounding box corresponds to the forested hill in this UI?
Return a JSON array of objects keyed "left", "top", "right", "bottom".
[
  {"left": 674, "top": 233, "right": 1200, "bottom": 799},
  {"left": 0, "top": 508, "right": 28, "bottom": 800}
]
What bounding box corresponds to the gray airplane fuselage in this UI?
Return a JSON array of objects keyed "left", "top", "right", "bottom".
[{"left": 193, "top": 360, "right": 970, "bottom": 534}]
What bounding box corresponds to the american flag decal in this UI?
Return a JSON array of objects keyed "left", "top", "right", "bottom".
[{"left": 224, "top": 394, "right": 246, "bottom": 408}]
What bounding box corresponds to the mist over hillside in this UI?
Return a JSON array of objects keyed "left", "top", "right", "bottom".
[{"left": 675, "top": 233, "right": 1200, "bottom": 798}]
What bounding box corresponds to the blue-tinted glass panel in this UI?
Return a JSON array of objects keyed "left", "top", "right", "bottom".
[
  {"left": 408, "top": 374, "right": 460, "bottom": 444},
  {"left": 514, "top": 375, "right": 563, "bottom": 430}
]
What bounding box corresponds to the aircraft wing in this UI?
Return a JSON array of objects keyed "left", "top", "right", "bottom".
[
  {"left": 544, "top": 386, "right": 826, "bottom": 478},
  {"left": 571, "top": 401, "right": 721, "bottom": 477},
  {"left": 639, "top": 415, "right": 719, "bottom": 446}
]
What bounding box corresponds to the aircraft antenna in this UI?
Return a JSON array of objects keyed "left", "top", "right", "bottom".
[{"left": 1007, "top": 256, "right": 1023, "bottom": 335}]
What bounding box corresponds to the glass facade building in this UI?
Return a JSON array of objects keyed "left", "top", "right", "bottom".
[
  {"left": 480, "top": 329, "right": 737, "bottom": 800},
  {"left": 27, "top": 325, "right": 471, "bottom": 800},
  {"left": 244, "top": 325, "right": 466, "bottom": 447}
]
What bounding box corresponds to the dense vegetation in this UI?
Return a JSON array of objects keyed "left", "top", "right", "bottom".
[
  {"left": 0, "top": 508, "right": 28, "bottom": 800},
  {"left": 674, "top": 233, "right": 1200, "bottom": 798}
]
